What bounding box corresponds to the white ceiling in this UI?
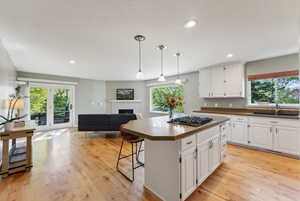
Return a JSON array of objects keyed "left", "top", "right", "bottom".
[{"left": 0, "top": 0, "right": 299, "bottom": 80}]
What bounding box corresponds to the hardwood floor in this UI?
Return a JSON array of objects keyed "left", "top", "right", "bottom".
[{"left": 1, "top": 128, "right": 300, "bottom": 201}]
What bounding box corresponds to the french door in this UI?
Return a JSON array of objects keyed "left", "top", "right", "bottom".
[{"left": 29, "top": 83, "right": 75, "bottom": 130}]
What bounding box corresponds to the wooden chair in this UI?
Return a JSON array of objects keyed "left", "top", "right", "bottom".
[{"left": 116, "top": 131, "right": 144, "bottom": 182}]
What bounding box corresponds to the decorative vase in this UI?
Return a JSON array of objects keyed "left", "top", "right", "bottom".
[
  {"left": 169, "top": 107, "right": 174, "bottom": 119},
  {"left": 4, "top": 122, "right": 14, "bottom": 131}
]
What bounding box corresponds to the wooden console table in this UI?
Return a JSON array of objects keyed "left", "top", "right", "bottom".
[{"left": 0, "top": 123, "right": 35, "bottom": 178}]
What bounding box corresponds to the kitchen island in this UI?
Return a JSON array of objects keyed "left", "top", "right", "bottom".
[{"left": 121, "top": 115, "right": 230, "bottom": 201}]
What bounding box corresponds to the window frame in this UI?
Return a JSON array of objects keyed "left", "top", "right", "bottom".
[
  {"left": 149, "top": 84, "right": 184, "bottom": 114},
  {"left": 247, "top": 77, "right": 300, "bottom": 108}
]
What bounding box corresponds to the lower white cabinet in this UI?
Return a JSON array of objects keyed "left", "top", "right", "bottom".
[
  {"left": 231, "top": 122, "right": 247, "bottom": 144},
  {"left": 197, "top": 134, "right": 221, "bottom": 186},
  {"left": 273, "top": 126, "right": 300, "bottom": 155},
  {"left": 248, "top": 124, "right": 273, "bottom": 149},
  {"left": 181, "top": 147, "right": 197, "bottom": 200},
  {"left": 197, "top": 141, "right": 209, "bottom": 184},
  {"left": 208, "top": 135, "right": 220, "bottom": 172}
]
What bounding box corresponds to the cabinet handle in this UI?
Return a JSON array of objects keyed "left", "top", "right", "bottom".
[
  {"left": 270, "top": 127, "right": 272, "bottom": 133},
  {"left": 186, "top": 141, "right": 193, "bottom": 145},
  {"left": 270, "top": 121, "right": 278, "bottom": 124}
]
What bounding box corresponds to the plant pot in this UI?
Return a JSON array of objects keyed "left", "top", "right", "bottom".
[{"left": 4, "top": 122, "right": 14, "bottom": 131}]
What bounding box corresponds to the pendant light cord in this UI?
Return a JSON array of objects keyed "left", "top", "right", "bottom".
[
  {"left": 177, "top": 54, "right": 180, "bottom": 78},
  {"left": 161, "top": 48, "right": 163, "bottom": 75},
  {"left": 138, "top": 40, "right": 141, "bottom": 72}
]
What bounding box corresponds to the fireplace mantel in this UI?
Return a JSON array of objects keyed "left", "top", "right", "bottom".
[
  {"left": 109, "top": 100, "right": 142, "bottom": 114},
  {"left": 109, "top": 100, "right": 141, "bottom": 103}
]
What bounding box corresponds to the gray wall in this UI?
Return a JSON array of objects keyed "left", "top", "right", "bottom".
[
  {"left": 0, "top": 40, "right": 16, "bottom": 117},
  {"left": 105, "top": 81, "right": 147, "bottom": 116}
]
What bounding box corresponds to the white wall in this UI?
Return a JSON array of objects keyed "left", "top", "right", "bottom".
[
  {"left": 105, "top": 80, "right": 147, "bottom": 116},
  {"left": 75, "top": 79, "right": 106, "bottom": 122},
  {"left": 0, "top": 40, "right": 16, "bottom": 118}
]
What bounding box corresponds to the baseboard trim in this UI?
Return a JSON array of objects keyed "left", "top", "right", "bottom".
[
  {"left": 228, "top": 142, "right": 300, "bottom": 159},
  {"left": 143, "top": 185, "right": 164, "bottom": 201}
]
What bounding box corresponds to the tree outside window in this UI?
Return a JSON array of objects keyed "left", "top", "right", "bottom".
[
  {"left": 150, "top": 86, "right": 184, "bottom": 113},
  {"left": 250, "top": 76, "right": 300, "bottom": 105}
]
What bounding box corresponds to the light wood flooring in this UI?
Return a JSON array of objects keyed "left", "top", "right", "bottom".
[{"left": 1, "top": 128, "right": 300, "bottom": 201}]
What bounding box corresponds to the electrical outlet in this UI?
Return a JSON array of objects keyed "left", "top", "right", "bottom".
[
  {"left": 229, "top": 103, "right": 233, "bottom": 107},
  {"left": 214, "top": 103, "right": 218, "bottom": 107}
]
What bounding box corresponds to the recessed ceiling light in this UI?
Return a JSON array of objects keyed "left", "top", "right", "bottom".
[
  {"left": 184, "top": 20, "right": 197, "bottom": 28},
  {"left": 69, "top": 60, "right": 76, "bottom": 64},
  {"left": 226, "top": 54, "right": 233, "bottom": 58}
]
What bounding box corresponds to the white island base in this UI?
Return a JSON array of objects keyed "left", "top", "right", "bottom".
[{"left": 144, "top": 123, "right": 229, "bottom": 201}]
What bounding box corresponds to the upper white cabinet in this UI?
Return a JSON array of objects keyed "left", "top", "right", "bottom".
[
  {"left": 198, "top": 67, "right": 211, "bottom": 98},
  {"left": 199, "top": 63, "right": 245, "bottom": 98}
]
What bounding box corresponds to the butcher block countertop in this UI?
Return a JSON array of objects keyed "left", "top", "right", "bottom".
[
  {"left": 120, "top": 115, "right": 229, "bottom": 141},
  {"left": 194, "top": 107, "right": 300, "bottom": 120}
]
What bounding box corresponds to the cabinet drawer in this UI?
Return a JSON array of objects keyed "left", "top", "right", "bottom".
[
  {"left": 197, "top": 126, "right": 220, "bottom": 144},
  {"left": 231, "top": 116, "right": 247, "bottom": 123},
  {"left": 181, "top": 135, "right": 196, "bottom": 151}
]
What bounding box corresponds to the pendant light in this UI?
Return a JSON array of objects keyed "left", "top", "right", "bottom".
[
  {"left": 175, "top": 52, "right": 182, "bottom": 85},
  {"left": 134, "top": 35, "right": 146, "bottom": 79},
  {"left": 158, "top": 45, "right": 167, "bottom": 82}
]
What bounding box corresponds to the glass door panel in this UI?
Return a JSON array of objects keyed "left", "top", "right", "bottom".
[
  {"left": 53, "top": 88, "right": 71, "bottom": 125},
  {"left": 29, "top": 87, "right": 48, "bottom": 127}
]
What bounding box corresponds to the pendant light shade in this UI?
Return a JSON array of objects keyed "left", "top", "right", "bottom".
[
  {"left": 174, "top": 52, "right": 182, "bottom": 85},
  {"left": 157, "top": 45, "right": 167, "bottom": 82},
  {"left": 134, "top": 35, "right": 146, "bottom": 80}
]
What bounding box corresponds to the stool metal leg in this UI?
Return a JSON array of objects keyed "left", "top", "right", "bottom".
[{"left": 116, "top": 139, "right": 144, "bottom": 182}]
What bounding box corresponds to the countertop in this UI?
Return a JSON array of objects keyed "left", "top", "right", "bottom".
[
  {"left": 194, "top": 110, "right": 300, "bottom": 120},
  {"left": 120, "top": 115, "right": 229, "bottom": 141}
]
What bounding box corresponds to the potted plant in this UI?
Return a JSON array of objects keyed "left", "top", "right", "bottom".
[
  {"left": 0, "top": 94, "right": 27, "bottom": 131},
  {"left": 165, "top": 95, "right": 183, "bottom": 119}
]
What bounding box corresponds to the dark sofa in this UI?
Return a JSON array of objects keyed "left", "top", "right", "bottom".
[{"left": 78, "top": 114, "right": 137, "bottom": 131}]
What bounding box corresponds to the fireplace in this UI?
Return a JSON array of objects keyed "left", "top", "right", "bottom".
[{"left": 118, "top": 109, "right": 134, "bottom": 114}]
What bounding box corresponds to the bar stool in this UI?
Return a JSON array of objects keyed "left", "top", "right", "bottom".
[{"left": 116, "top": 131, "right": 144, "bottom": 182}]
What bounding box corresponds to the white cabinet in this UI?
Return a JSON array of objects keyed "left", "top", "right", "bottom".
[
  {"left": 197, "top": 133, "right": 221, "bottom": 186},
  {"left": 211, "top": 66, "right": 224, "bottom": 97},
  {"left": 231, "top": 122, "right": 247, "bottom": 144},
  {"left": 198, "top": 63, "right": 244, "bottom": 98},
  {"left": 197, "top": 141, "right": 209, "bottom": 184},
  {"left": 224, "top": 64, "right": 244, "bottom": 97},
  {"left": 181, "top": 147, "right": 197, "bottom": 200},
  {"left": 248, "top": 124, "right": 273, "bottom": 149},
  {"left": 273, "top": 126, "right": 300, "bottom": 155},
  {"left": 208, "top": 135, "right": 220, "bottom": 172},
  {"left": 199, "top": 67, "right": 211, "bottom": 98}
]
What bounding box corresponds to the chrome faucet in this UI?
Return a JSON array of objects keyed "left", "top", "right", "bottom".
[{"left": 275, "top": 103, "right": 280, "bottom": 115}]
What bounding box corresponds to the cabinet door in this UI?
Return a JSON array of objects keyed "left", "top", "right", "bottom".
[
  {"left": 211, "top": 66, "right": 224, "bottom": 97},
  {"left": 199, "top": 68, "right": 211, "bottom": 98},
  {"left": 274, "top": 126, "right": 300, "bottom": 155},
  {"left": 224, "top": 64, "right": 244, "bottom": 97},
  {"left": 248, "top": 124, "right": 273, "bottom": 149},
  {"left": 197, "top": 142, "right": 209, "bottom": 185},
  {"left": 231, "top": 122, "right": 247, "bottom": 144},
  {"left": 181, "top": 147, "right": 197, "bottom": 200},
  {"left": 209, "top": 135, "right": 220, "bottom": 172}
]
